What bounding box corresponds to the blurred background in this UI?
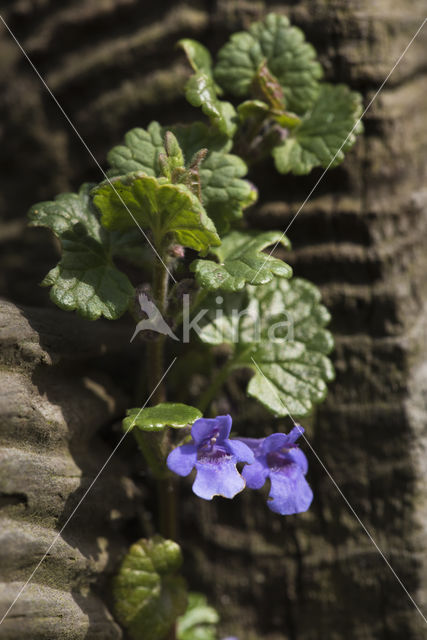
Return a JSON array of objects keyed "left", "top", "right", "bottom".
[{"left": 0, "top": 1, "right": 427, "bottom": 639}]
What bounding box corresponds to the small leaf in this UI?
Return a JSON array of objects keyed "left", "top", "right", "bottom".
[
  {"left": 113, "top": 536, "right": 187, "bottom": 640},
  {"left": 28, "top": 183, "right": 101, "bottom": 240},
  {"left": 272, "top": 84, "right": 363, "bottom": 174},
  {"left": 123, "top": 403, "right": 202, "bottom": 433},
  {"left": 107, "top": 121, "right": 165, "bottom": 177},
  {"left": 197, "top": 277, "right": 334, "bottom": 417},
  {"left": 191, "top": 230, "right": 292, "bottom": 291},
  {"left": 179, "top": 39, "right": 237, "bottom": 136},
  {"left": 41, "top": 226, "right": 134, "bottom": 320},
  {"left": 29, "top": 184, "right": 134, "bottom": 320},
  {"left": 92, "top": 173, "right": 220, "bottom": 252},
  {"left": 177, "top": 593, "right": 219, "bottom": 640},
  {"left": 199, "top": 153, "right": 257, "bottom": 234},
  {"left": 214, "top": 13, "right": 323, "bottom": 113},
  {"left": 184, "top": 72, "right": 237, "bottom": 137},
  {"left": 170, "top": 122, "right": 232, "bottom": 159}
]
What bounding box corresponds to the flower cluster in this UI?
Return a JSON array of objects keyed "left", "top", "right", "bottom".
[{"left": 167, "top": 415, "right": 312, "bottom": 515}]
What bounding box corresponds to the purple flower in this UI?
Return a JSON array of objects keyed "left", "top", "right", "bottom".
[
  {"left": 240, "top": 426, "right": 313, "bottom": 515},
  {"left": 167, "top": 415, "right": 254, "bottom": 500}
]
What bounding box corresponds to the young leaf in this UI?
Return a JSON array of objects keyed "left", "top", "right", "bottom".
[
  {"left": 177, "top": 593, "right": 219, "bottom": 640},
  {"left": 179, "top": 39, "right": 237, "bottom": 137},
  {"left": 197, "top": 277, "right": 334, "bottom": 417},
  {"left": 92, "top": 173, "right": 220, "bottom": 252},
  {"left": 199, "top": 152, "right": 257, "bottom": 234},
  {"left": 113, "top": 536, "right": 187, "bottom": 640},
  {"left": 191, "top": 230, "right": 292, "bottom": 291},
  {"left": 272, "top": 83, "right": 363, "bottom": 174},
  {"left": 214, "top": 13, "right": 323, "bottom": 113},
  {"left": 107, "top": 121, "right": 165, "bottom": 177},
  {"left": 29, "top": 184, "right": 134, "bottom": 320},
  {"left": 28, "top": 182, "right": 102, "bottom": 240},
  {"left": 123, "top": 403, "right": 202, "bottom": 433}
]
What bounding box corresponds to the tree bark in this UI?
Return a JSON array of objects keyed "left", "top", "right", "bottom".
[{"left": 1, "top": 1, "right": 427, "bottom": 639}]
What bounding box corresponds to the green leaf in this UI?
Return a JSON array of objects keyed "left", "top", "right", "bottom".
[
  {"left": 197, "top": 277, "right": 334, "bottom": 417},
  {"left": 169, "top": 122, "right": 232, "bottom": 160},
  {"left": 123, "top": 403, "right": 202, "bottom": 433},
  {"left": 107, "top": 121, "right": 165, "bottom": 177},
  {"left": 113, "top": 536, "right": 187, "bottom": 640},
  {"left": 214, "top": 13, "right": 323, "bottom": 113},
  {"left": 199, "top": 152, "right": 257, "bottom": 234},
  {"left": 29, "top": 184, "right": 134, "bottom": 320},
  {"left": 177, "top": 593, "right": 219, "bottom": 640},
  {"left": 184, "top": 72, "right": 237, "bottom": 137},
  {"left": 191, "top": 230, "right": 292, "bottom": 291},
  {"left": 41, "top": 226, "right": 134, "bottom": 320},
  {"left": 92, "top": 173, "right": 220, "bottom": 252},
  {"left": 273, "top": 84, "right": 363, "bottom": 174},
  {"left": 28, "top": 182, "right": 101, "bottom": 239},
  {"left": 179, "top": 39, "right": 237, "bottom": 136}
]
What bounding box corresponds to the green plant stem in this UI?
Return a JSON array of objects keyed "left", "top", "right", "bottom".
[{"left": 197, "top": 358, "right": 236, "bottom": 414}]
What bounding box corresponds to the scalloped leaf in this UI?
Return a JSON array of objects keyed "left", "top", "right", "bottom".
[
  {"left": 214, "top": 13, "right": 323, "bottom": 113},
  {"left": 29, "top": 184, "right": 134, "bottom": 320},
  {"left": 177, "top": 593, "right": 219, "bottom": 640},
  {"left": 197, "top": 277, "right": 334, "bottom": 417},
  {"left": 107, "top": 121, "right": 165, "bottom": 177},
  {"left": 113, "top": 536, "right": 187, "bottom": 640},
  {"left": 191, "top": 230, "right": 292, "bottom": 291},
  {"left": 199, "top": 152, "right": 257, "bottom": 234},
  {"left": 41, "top": 227, "right": 134, "bottom": 321},
  {"left": 92, "top": 173, "right": 220, "bottom": 252},
  {"left": 123, "top": 403, "right": 202, "bottom": 433},
  {"left": 273, "top": 83, "right": 363, "bottom": 174}
]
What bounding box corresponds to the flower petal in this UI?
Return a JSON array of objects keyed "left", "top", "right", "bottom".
[
  {"left": 267, "top": 464, "right": 313, "bottom": 515},
  {"left": 287, "top": 447, "right": 308, "bottom": 474},
  {"left": 262, "top": 433, "right": 290, "bottom": 454},
  {"left": 193, "top": 457, "right": 245, "bottom": 500},
  {"left": 166, "top": 443, "right": 197, "bottom": 476},
  {"left": 242, "top": 457, "right": 269, "bottom": 490},
  {"left": 191, "top": 415, "right": 232, "bottom": 445},
  {"left": 287, "top": 424, "right": 304, "bottom": 444},
  {"left": 225, "top": 439, "right": 255, "bottom": 464}
]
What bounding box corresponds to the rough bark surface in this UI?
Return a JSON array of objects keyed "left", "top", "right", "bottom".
[{"left": 1, "top": 1, "right": 427, "bottom": 639}]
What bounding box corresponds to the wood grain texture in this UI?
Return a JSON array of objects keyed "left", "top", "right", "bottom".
[{"left": 0, "top": 1, "right": 427, "bottom": 638}]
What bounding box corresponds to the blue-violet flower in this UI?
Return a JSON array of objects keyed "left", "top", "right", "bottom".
[
  {"left": 167, "top": 415, "right": 254, "bottom": 500},
  {"left": 240, "top": 426, "right": 313, "bottom": 515}
]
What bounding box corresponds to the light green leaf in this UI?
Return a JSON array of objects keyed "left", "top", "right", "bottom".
[
  {"left": 123, "top": 403, "right": 202, "bottom": 433},
  {"left": 191, "top": 230, "right": 292, "bottom": 291},
  {"left": 107, "top": 121, "right": 165, "bottom": 177},
  {"left": 199, "top": 152, "right": 257, "bottom": 234},
  {"left": 179, "top": 39, "right": 237, "bottom": 136},
  {"left": 273, "top": 84, "right": 363, "bottom": 174},
  {"left": 41, "top": 225, "right": 134, "bottom": 320},
  {"left": 214, "top": 13, "right": 323, "bottom": 113},
  {"left": 29, "top": 184, "right": 134, "bottom": 320},
  {"left": 92, "top": 173, "right": 220, "bottom": 252},
  {"left": 113, "top": 536, "right": 187, "bottom": 640},
  {"left": 197, "top": 277, "right": 334, "bottom": 417},
  {"left": 28, "top": 183, "right": 101, "bottom": 240},
  {"left": 177, "top": 593, "right": 219, "bottom": 640}
]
